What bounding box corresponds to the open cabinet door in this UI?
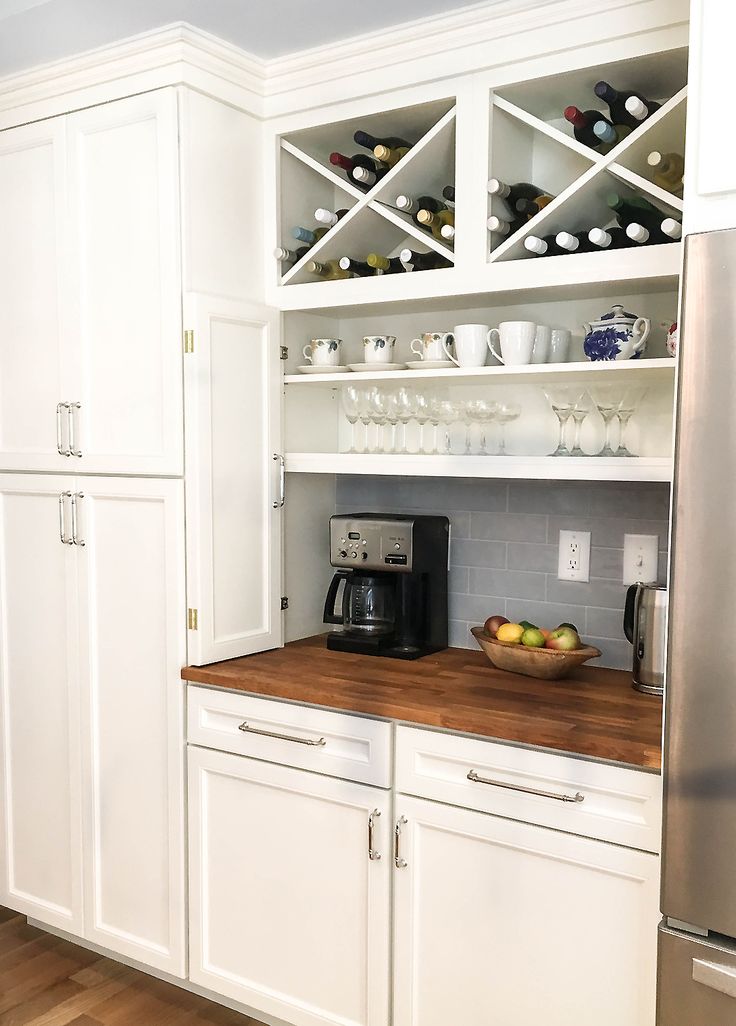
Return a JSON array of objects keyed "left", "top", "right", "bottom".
[{"left": 184, "top": 294, "right": 283, "bottom": 665}]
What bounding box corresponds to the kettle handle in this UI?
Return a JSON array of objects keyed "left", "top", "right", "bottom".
[
  {"left": 623, "top": 583, "right": 640, "bottom": 643},
  {"left": 323, "top": 570, "right": 350, "bottom": 625}
]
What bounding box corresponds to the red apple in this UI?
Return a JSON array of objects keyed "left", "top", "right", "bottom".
[
  {"left": 545, "top": 627, "right": 581, "bottom": 651},
  {"left": 484, "top": 614, "right": 509, "bottom": 638}
]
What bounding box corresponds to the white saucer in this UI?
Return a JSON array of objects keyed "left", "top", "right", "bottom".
[
  {"left": 297, "top": 365, "right": 350, "bottom": 374},
  {"left": 405, "top": 360, "right": 456, "bottom": 370},
  {"left": 347, "top": 363, "right": 408, "bottom": 372}
]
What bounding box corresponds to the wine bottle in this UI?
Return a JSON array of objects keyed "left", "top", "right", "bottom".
[
  {"left": 330, "top": 151, "right": 385, "bottom": 191},
  {"left": 442, "top": 185, "right": 456, "bottom": 204},
  {"left": 440, "top": 224, "right": 455, "bottom": 242},
  {"left": 646, "top": 150, "right": 685, "bottom": 194},
  {"left": 624, "top": 94, "right": 661, "bottom": 123},
  {"left": 292, "top": 225, "right": 329, "bottom": 245},
  {"left": 587, "top": 226, "right": 631, "bottom": 250},
  {"left": 352, "top": 164, "right": 389, "bottom": 188},
  {"left": 395, "top": 194, "right": 446, "bottom": 214},
  {"left": 594, "top": 81, "right": 660, "bottom": 129},
  {"left": 353, "top": 130, "right": 413, "bottom": 152},
  {"left": 367, "top": 253, "right": 404, "bottom": 273},
  {"left": 607, "top": 191, "right": 665, "bottom": 231},
  {"left": 314, "top": 207, "right": 349, "bottom": 226},
  {"left": 487, "top": 214, "right": 526, "bottom": 236},
  {"left": 373, "top": 144, "right": 410, "bottom": 167},
  {"left": 338, "top": 256, "right": 375, "bottom": 277},
  {"left": 593, "top": 121, "right": 632, "bottom": 146},
  {"left": 398, "top": 248, "right": 451, "bottom": 271},
  {"left": 661, "top": 217, "right": 683, "bottom": 240},
  {"left": 487, "top": 179, "right": 547, "bottom": 206},
  {"left": 274, "top": 246, "right": 309, "bottom": 263},
  {"left": 625, "top": 223, "right": 668, "bottom": 245},
  {"left": 417, "top": 207, "right": 454, "bottom": 240},
  {"left": 555, "top": 231, "right": 595, "bottom": 254},
  {"left": 563, "top": 107, "right": 614, "bottom": 150},
  {"left": 514, "top": 195, "right": 555, "bottom": 218},
  {"left": 524, "top": 234, "right": 566, "bottom": 256},
  {"left": 306, "top": 259, "right": 354, "bottom": 281}
]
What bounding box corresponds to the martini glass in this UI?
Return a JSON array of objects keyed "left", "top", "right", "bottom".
[
  {"left": 466, "top": 399, "right": 498, "bottom": 454},
  {"left": 615, "top": 388, "right": 648, "bottom": 456},
  {"left": 542, "top": 387, "right": 576, "bottom": 456},
  {"left": 589, "top": 385, "right": 621, "bottom": 457},
  {"left": 569, "top": 391, "right": 593, "bottom": 457},
  {"left": 495, "top": 402, "right": 521, "bottom": 455}
]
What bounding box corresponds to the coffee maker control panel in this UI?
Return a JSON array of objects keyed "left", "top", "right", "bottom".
[{"left": 330, "top": 516, "right": 414, "bottom": 572}]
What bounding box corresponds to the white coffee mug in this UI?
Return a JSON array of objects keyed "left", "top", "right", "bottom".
[
  {"left": 411, "top": 331, "right": 453, "bottom": 361},
  {"left": 487, "top": 321, "right": 537, "bottom": 366},
  {"left": 303, "top": 338, "right": 342, "bottom": 366},
  {"left": 363, "top": 335, "right": 396, "bottom": 363},
  {"left": 549, "top": 328, "right": 572, "bottom": 363},
  {"left": 532, "top": 325, "right": 551, "bottom": 364},
  {"left": 443, "top": 324, "right": 491, "bottom": 368}
]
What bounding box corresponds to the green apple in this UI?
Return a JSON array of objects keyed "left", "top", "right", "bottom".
[
  {"left": 521, "top": 627, "right": 546, "bottom": 648},
  {"left": 545, "top": 627, "right": 581, "bottom": 651}
]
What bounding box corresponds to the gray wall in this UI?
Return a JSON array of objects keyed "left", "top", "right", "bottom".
[{"left": 335, "top": 477, "right": 670, "bottom": 670}]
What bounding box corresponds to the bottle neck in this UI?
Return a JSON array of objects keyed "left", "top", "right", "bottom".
[
  {"left": 329, "top": 152, "right": 353, "bottom": 171},
  {"left": 564, "top": 106, "right": 586, "bottom": 128}
]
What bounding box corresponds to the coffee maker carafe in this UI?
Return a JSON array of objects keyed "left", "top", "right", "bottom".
[{"left": 323, "top": 513, "right": 449, "bottom": 659}]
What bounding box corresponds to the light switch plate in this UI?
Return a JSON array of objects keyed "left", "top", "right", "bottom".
[
  {"left": 557, "top": 530, "right": 591, "bottom": 582},
  {"left": 623, "top": 534, "right": 659, "bottom": 585}
]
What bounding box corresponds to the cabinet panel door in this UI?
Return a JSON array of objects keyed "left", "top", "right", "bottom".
[
  {"left": 393, "top": 795, "right": 659, "bottom": 1026},
  {"left": 0, "top": 120, "right": 73, "bottom": 471},
  {"left": 184, "top": 294, "right": 283, "bottom": 664},
  {"left": 0, "top": 475, "right": 83, "bottom": 933},
  {"left": 76, "top": 477, "right": 186, "bottom": 976},
  {"left": 188, "top": 747, "right": 391, "bottom": 1026},
  {"left": 66, "top": 89, "right": 183, "bottom": 475}
]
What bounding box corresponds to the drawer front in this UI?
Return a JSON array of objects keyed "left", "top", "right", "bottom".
[
  {"left": 395, "top": 725, "right": 662, "bottom": 851},
  {"left": 658, "top": 926, "right": 736, "bottom": 1025},
  {"left": 187, "top": 686, "right": 392, "bottom": 788}
]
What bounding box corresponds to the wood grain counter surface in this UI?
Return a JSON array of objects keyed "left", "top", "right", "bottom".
[{"left": 182, "top": 635, "right": 663, "bottom": 771}]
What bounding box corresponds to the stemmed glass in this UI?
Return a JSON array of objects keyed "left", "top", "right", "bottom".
[
  {"left": 368, "top": 388, "right": 390, "bottom": 453},
  {"left": 342, "top": 385, "right": 362, "bottom": 454},
  {"left": 495, "top": 402, "right": 521, "bottom": 456},
  {"left": 413, "top": 391, "right": 431, "bottom": 454},
  {"left": 589, "top": 386, "right": 620, "bottom": 457},
  {"left": 437, "top": 400, "right": 460, "bottom": 454},
  {"left": 569, "top": 392, "right": 592, "bottom": 457},
  {"left": 542, "top": 387, "right": 576, "bottom": 456},
  {"left": 466, "top": 399, "right": 498, "bottom": 455},
  {"left": 357, "top": 390, "right": 373, "bottom": 453},
  {"left": 384, "top": 391, "right": 400, "bottom": 453},
  {"left": 395, "top": 386, "right": 416, "bottom": 454},
  {"left": 428, "top": 396, "right": 445, "bottom": 454},
  {"left": 615, "top": 388, "right": 647, "bottom": 457}
]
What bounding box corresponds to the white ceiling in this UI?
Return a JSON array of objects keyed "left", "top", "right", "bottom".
[{"left": 0, "top": 0, "right": 500, "bottom": 78}]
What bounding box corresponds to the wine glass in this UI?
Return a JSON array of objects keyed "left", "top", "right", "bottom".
[
  {"left": 368, "top": 388, "right": 390, "bottom": 453},
  {"left": 383, "top": 390, "right": 400, "bottom": 453},
  {"left": 357, "top": 388, "right": 373, "bottom": 452},
  {"left": 542, "top": 387, "right": 576, "bottom": 456},
  {"left": 395, "top": 386, "right": 416, "bottom": 454},
  {"left": 495, "top": 402, "right": 521, "bottom": 455},
  {"left": 435, "top": 399, "right": 460, "bottom": 454},
  {"left": 342, "top": 385, "right": 362, "bottom": 454},
  {"left": 466, "top": 399, "right": 498, "bottom": 455},
  {"left": 413, "top": 391, "right": 431, "bottom": 454},
  {"left": 589, "top": 385, "right": 621, "bottom": 457},
  {"left": 569, "top": 391, "right": 593, "bottom": 457},
  {"left": 428, "top": 395, "right": 445, "bottom": 454},
  {"left": 615, "top": 387, "right": 648, "bottom": 457},
  {"left": 458, "top": 400, "right": 474, "bottom": 455}
]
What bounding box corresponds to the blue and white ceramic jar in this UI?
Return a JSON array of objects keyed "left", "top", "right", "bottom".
[{"left": 583, "top": 304, "right": 651, "bottom": 361}]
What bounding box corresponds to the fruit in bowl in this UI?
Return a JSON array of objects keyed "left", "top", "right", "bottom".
[
  {"left": 496, "top": 622, "right": 524, "bottom": 644},
  {"left": 472, "top": 614, "right": 600, "bottom": 680},
  {"left": 484, "top": 614, "right": 509, "bottom": 637},
  {"left": 546, "top": 626, "right": 581, "bottom": 651}
]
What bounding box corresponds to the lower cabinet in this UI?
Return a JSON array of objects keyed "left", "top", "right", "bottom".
[
  {"left": 392, "top": 794, "right": 660, "bottom": 1026},
  {"left": 187, "top": 746, "right": 391, "bottom": 1026}
]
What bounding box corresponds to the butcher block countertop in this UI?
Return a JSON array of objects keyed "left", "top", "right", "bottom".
[{"left": 182, "top": 635, "right": 663, "bottom": 771}]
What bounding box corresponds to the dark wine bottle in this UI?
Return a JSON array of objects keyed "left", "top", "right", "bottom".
[
  {"left": 555, "top": 231, "right": 596, "bottom": 254},
  {"left": 625, "top": 223, "right": 669, "bottom": 245},
  {"left": 274, "top": 246, "right": 309, "bottom": 263},
  {"left": 660, "top": 217, "right": 683, "bottom": 240},
  {"left": 398, "top": 248, "right": 451, "bottom": 271},
  {"left": 292, "top": 225, "right": 329, "bottom": 246},
  {"left": 314, "top": 207, "right": 349, "bottom": 227},
  {"left": 594, "top": 81, "right": 660, "bottom": 129},
  {"left": 353, "top": 130, "right": 413, "bottom": 152},
  {"left": 487, "top": 178, "right": 546, "bottom": 206},
  {"left": 514, "top": 195, "right": 555, "bottom": 218},
  {"left": 367, "top": 253, "right": 404, "bottom": 273},
  {"left": 442, "top": 185, "right": 456, "bottom": 203},
  {"left": 607, "top": 192, "right": 666, "bottom": 237},
  {"left": 487, "top": 214, "right": 526, "bottom": 237},
  {"left": 395, "top": 194, "right": 446, "bottom": 214},
  {"left": 330, "top": 151, "right": 385, "bottom": 192},
  {"left": 338, "top": 256, "right": 375, "bottom": 277},
  {"left": 524, "top": 234, "right": 566, "bottom": 256},
  {"left": 563, "top": 107, "right": 615, "bottom": 150},
  {"left": 588, "top": 226, "right": 631, "bottom": 250}
]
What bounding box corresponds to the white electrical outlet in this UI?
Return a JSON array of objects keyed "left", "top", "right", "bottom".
[
  {"left": 623, "top": 534, "right": 659, "bottom": 585},
  {"left": 557, "top": 530, "right": 591, "bottom": 582}
]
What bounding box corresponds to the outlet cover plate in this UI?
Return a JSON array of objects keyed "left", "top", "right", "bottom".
[
  {"left": 623, "top": 533, "right": 659, "bottom": 585},
  {"left": 558, "top": 529, "right": 591, "bottom": 582}
]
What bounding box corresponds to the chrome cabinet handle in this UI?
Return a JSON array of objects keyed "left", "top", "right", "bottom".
[
  {"left": 368, "top": 809, "right": 381, "bottom": 861},
  {"left": 394, "top": 815, "right": 407, "bottom": 869},
  {"left": 693, "top": 958, "right": 736, "bottom": 999},
  {"left": 71, "top": 492, "right": 85, "bottom": 547},
  {"left": 237, "top": 721, "right": 326, "bottom": 747},
  {"left": 467, "top": 769, "right": 584, "bottom": 804},
  {"left": 272, "top": 453, "right": 285, "bottom": 509},
  {"left": 58, "top": 492, "right": 73, "bottom": 544},
  {"left": 68, "top": 402, "right": 82, "bottom": 457},
  {"left": 56, "top": 403, "right": 71, "bottom": 456}
]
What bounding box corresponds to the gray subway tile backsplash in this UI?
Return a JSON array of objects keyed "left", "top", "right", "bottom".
[{"left": 335, "top": 477, "right": 670, "bottom": 670}]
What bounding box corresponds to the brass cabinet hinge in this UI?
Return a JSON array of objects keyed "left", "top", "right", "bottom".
[
  {"left": 280, "top": 346, "right": 288, "bottom": 361},
  {"left": 184, "top": 330, "right": 194, "bottom": 354},
  {"left": 281, "top": 597, "right": 289, "bottom": 610},
  {"left": 187, "top": 608, "right": 199, "bottom": 630}
]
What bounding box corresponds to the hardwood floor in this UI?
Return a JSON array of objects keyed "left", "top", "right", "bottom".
[{"left": 0, "top": 908, "right": 258, "bottom": 1025}]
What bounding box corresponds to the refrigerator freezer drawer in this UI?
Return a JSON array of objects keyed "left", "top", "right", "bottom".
[{"left": 658, "top": 924, "right": 736, "bottom": 1024}]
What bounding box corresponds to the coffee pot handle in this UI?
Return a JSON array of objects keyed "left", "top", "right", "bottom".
[
  {"left": 323, "top": 570, "right": 350, "bottom": 625},
  {"left": 623, "top": 583, "right": 640, "bottom": 643}
]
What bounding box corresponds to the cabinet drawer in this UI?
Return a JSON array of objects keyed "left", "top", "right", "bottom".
[
  {"left": 395, "top": 725, "right": 661, "bottom": 852},
  {"left": 187, "top": 686, "right": 392, "bottom": 788}
]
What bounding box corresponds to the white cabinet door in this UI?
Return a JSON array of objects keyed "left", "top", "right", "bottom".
[
  {"left": 188, "top": 747, "right": 391, "bottom": 1026},
  {"left": 76, "top": 477, "right": 187, "bottom": 976},
  {"left": 393, "top": 795, "right": 659, "bottom": 1026},
  {"left": 0, "top": 475, "right": 83, "bottom": 933},
  {"left": 66, "top": 90, "right": 183, "bottom": 476},
  {"left": 184, "top": 294, "right": 283, "bottom": 664},
  {"left": 0, "top": 120, "right": 74, "bottom": 472}
]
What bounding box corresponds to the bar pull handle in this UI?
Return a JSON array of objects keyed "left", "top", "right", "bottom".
[
  {"left": 68, "top": 402, "right": 82, "bottom": 458},
  {"left": 57, "top": 403, "right": 71, "bottom": 456},
  {"left": 394, "top": 815, "right": 407, "bottom": 869},
  {"left": 272, "top": 453, "right": 285, "bottom": 509},
  {"left": 693, "top": 959, "right": 736, "bottom": 1000},
  {"left": 58, "top": 492, "right": 73, "bottom": 545},
  {"left": 368, "top": 809, "right": 381, "bottom": 861},
  {"left": 467, "top": 769, "right": 584, "bottom": 804},
  {"left": 237, "top": 721, "right": 326, "bottom": 747},
  {"left": 71, "top": 492, "right": 85, "bottom": 547}
]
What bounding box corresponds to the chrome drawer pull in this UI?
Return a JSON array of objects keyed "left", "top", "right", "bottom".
[
  {"left": 68, "top": 402, "right": 82, "bottom": 458},
  {"left": 237, "top": 721, "right": 326, "bottom": 747},
  {"left": 467, "top": 769, "right": 584, "bottom": 804},
  {"left": 368, "top": 809, "right": 381, "bottom": 861},
  {"left": 71, "top": 492, "right": 85, "bottom": 547},
  {"left": 58, "top": 491, "right": 73, "bottom": 545},
  {"left": 56, "top": 402, "right": 71, "bottom": 456},
  {"left": 394, "top": 815, "right": 407, "bottom": 869}
]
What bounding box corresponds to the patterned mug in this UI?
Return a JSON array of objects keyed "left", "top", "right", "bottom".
[
  {"left": 363, "top": 335, "right": 397, "bottom": 364},
  {"left": 410, "top": 332, "right": 453, "bottom": 361},
  {"left": 303, "top": 338, "right": 342, "bottom": 366}
]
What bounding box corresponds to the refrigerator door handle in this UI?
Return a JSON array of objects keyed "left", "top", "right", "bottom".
[{"left": 692, "top": 958, "right": 736, "bottom": 1000}]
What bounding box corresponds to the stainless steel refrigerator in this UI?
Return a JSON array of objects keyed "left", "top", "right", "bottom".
[{"left": 658, "top": 226, "right": 736, "bottom": 1022}]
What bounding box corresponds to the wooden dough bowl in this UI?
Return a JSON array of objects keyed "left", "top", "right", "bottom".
[{"left": 471, "top": 627, "right": 602, "bottom": 681}]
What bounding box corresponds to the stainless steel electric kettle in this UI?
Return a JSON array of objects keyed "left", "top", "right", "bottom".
[{"left": 623, "top": 583, "right": 668, "bottom": 695}]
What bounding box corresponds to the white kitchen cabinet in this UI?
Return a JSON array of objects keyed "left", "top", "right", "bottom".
[
  {"left": 188, "top": 746, "right": 391, "bottom": 1026},
  {"left": 0, "top": 476, "right": 83, "bottom": 934},
  {"left": 392, "top": 794, "right": 659, "bottom": 1026}
]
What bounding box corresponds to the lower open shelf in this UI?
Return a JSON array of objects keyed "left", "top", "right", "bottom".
[{"left": 285, "top": 452, "right": 673, "bottom": 482}]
